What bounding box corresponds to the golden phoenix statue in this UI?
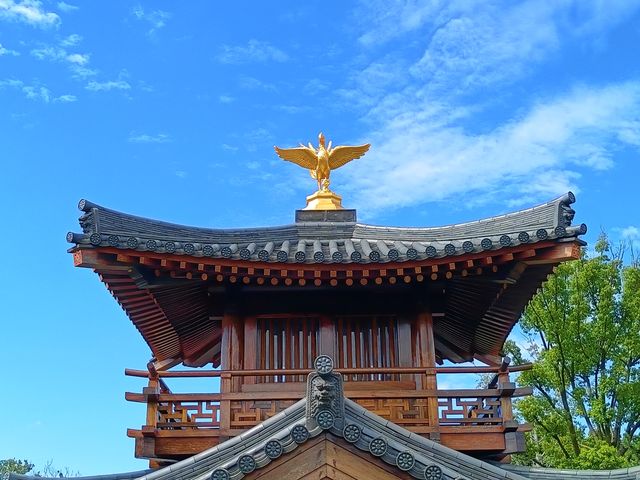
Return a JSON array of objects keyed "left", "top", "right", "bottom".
[{"left": 274, "top": 132, "right": 370, "bottom": 193}]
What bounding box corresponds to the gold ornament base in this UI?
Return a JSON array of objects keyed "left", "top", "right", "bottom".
[{"left": 304, "top": 190, "right": 344, "bottom": 210}]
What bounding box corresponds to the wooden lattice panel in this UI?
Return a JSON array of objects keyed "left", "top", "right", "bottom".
[
  {"left": 355, "top": 398, "right": 431, "bottom": 426},
  {"left": 157, "top": 401, "right": 220, "bottom": 428},
  {"left": 438, "top": 396, "right": 502, "bottom": 425},
  {"left": 229, "top": 400, "right": 297, "bottom": 428}
]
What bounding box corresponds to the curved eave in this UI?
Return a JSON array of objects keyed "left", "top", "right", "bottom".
[{"left": 67, "top": 193, "right": 585, "bottom": 265}]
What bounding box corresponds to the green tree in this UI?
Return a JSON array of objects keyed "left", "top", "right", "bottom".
[
  {"left": 0, "top": 459, "right": 34, "bottom": 480},
  {"left": 514, "top": 235, "right": 640, "bottom": 468}
]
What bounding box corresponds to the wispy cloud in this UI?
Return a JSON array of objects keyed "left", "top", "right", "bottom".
[
  {"left": 341, "top": 82, "right": 640, "bottom": 213},
  {"left": 620, "top": 226, "right": 640, "bottom": 240},
  {"left": 0, "top": 42, "right": 19, "bottom": 56},
  {"left": 221, "top": 143, "right": 238, "bottom": 153},
  {"left": 56, "top": 1, "right": 77, "bottom": 12},
  {"left": 31, "top": 39, "right": 90, "bottom": 67},
  {"left": 0, "top": 78, "right": 76, "bottom": 103},
  {"left": 330, "top": 1, "right": 640, "bottom": 215},
  {"left": 132, "top": 5, "right": 171, "bottom": 35},
  {"left": 217, "top": 40, "right": 288, "bottom": 64},
  {"left": 128, "top": 132, "right": 171, "bottom": 143},
  {"left": 238, "top": 75, "right": 277, "bottom": 92},
  {"left": 218, "top": 94, "right": 235, "bottom": 104},
  {"left": 0, "top": 0, "right": 60, "bottom": 27},
  {"left": 55, "top": 93, "right": 76, "bottom": 102},
  {"left": 276, "top": 105, "right": 309, "bottom": 114},
  {"left": 60, "top": 33, "right": 81, "bottom": 47},
  {"left": 352, "top": 1, "right": 640, "bottom": 103},
  {"left": 614, "top": 226, "right": 640, "bottom": 251},
  {"left": 70, "top": 65, "right": 97, "bottom": 79},
  {"left": 86, "top": 79, "right": 131, "bottom": 91}
]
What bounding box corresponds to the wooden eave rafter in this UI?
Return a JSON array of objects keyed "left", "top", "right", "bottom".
[
  {"left": 72, "top": 240, "right": 581, "bottom": 288},
  {"left": 71, "top": 240, "right": 581, "bottom": 366}
]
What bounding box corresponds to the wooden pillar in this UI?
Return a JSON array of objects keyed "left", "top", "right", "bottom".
[
  {"left": 244, "top": 316, "right": 257, "bottom": 385},
  {"left": 417, "top": 309, "right": 440, "bottom": 441},
  {"left": 397, "top": 316, "right": 413, "bottom": 382},
  {"left": 319, "top": 315, "right": 335, "bottom": 359},
  {"left": 220, "top": 309, "right": 242, "bottom": 438}
]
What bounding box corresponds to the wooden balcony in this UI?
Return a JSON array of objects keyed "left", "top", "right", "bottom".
[{"left": 125, "top": 363, "right": 532, "bottom": 467}]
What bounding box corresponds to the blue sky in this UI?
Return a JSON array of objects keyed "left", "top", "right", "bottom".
[{"left": 1, "top": 0, "right": 640, "bottom": 475}]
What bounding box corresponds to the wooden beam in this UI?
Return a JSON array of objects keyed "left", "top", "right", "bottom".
[{"left": 523, "top": 242, "right": 582, "bottom": 264}]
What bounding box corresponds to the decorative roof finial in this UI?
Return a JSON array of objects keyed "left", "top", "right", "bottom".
[{"left": 274, "top": 132, "right": 370, "bottom": 210}]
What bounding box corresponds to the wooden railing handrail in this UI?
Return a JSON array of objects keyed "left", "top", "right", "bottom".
[
  {"left": 125, "top": 386, "right": 533, "bottom": 404},
  {"left": 124, "top": 363, "right": 532, "bottom": 379}
]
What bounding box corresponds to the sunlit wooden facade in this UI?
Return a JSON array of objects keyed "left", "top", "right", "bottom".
[{"left": 67, "top": 193, "right": 585, "bottom": 468}]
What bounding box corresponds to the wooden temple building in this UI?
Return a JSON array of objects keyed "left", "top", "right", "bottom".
[{"left": 63, "top": 138, "right": 600, "bottom": 480}]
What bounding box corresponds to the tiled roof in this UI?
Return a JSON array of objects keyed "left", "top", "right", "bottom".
[{"left": 67, "top": 193, "right": 586, "bottom": 264}]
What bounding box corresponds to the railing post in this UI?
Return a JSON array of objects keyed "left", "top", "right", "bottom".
[
  {"left": 144, "top": 362, "right": 160, "bottom": 429},
  {"left": 219, "top": 372, "right": 232, "bottom": 440},
  {"left": 497, "top": 358, "right": 516, "bottom": 426}
]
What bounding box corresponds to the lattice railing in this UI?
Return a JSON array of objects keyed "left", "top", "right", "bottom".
[
  {"left": 438, "top": 395, "right": 503, "bottom": 425},
  {"left": 156, "top": 400, "right": 221, "bottom": 429},
  {"left": 127, "top": 363, "right": 531, "bottom": 435}
]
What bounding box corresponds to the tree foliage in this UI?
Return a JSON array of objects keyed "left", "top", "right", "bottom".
[
  {"left": 514, "top": 236, "right": 640, "bottom": 468},
  {"left": 1, "top": 459, "right": 34, "bottom": 479},
  {"left": 0, "top": 459, "right": 79, "bottom": 479}
]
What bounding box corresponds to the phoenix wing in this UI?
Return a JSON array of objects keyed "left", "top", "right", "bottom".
[
  {"left": 328, "top": 144, "right": 371, "bottom": 170},
  {"left": 273, "top": 145, "right": 318, "bottom": 169}
]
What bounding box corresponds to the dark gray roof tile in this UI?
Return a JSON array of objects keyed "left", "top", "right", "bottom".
[{"left": 68, "top": 193, "right": 585, "bottom": 265}]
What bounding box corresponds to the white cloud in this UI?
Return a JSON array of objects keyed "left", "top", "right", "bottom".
[
  {"left": 70, "top": 64, "right": 97, "bottom": 79},
  {"left": 0, "top": 78, "right": 23, "bottom": 88},
  {"left": 303, "top": 79, "right": 329, "bottom": 96},
  {"left": 329, "top": 1, "right": 640, "bottom": 216},
  {"left": 276, "top": 105, "right": 309, "bottom": 114},
  {"left": 55, "top": 94, "right": 76, "bottom": 102},
  {"left": 132, "top": 5, "right": 171, "bottom": 35},
  {"left": 353, "top": 1, "right": 640, "bottom": 102},
  {"left": 128, "top": 133, "right": 171, "bottom": 143},
  {"left": 31, "top": 45, "right": 64, "bottom": 60},
  {"left": 217, "top": 40, "right": 288, "bottom": 64},
  {"left": 620, "top": 226, "right": 640, "bottom": 240},
  {"left": 0, "top": 42, "right": 19, "bottom": 56},
  {"left": 0, "top": 78, "right": 75, "bottom": 103},
  {"left": 22, "top": 84, "right": 51, "bottom": 102},
  {"left": 86, "top": 80, "right": 131, "bottom": 91},
  {"left": 218, "top": 94, "right": 235, "bottom": 104},
  {"left": 56, "top": 1, "right": 77, "bottom": 12},
  {"left": 60, "top": 33, "right": 81, "bottom": 47},
  {"left": 0, "top": 0, "right": 60, "bottom": 27},
  {"left": 175, "top": 170, "right": 187, "bottom": 178},
  {"left": 221, "top": 143, "right": 238, "bottom": 152},
  {"left": 31, "top": 44, "right": 91, "bottom": 68},
  {"left": 66, "top": 52, "right": 89, "bottom": 65},
  {"left": 340, "top": 82, "right": 640, "bottom": 213},
  {"left": 238, "top": 75, "right": 277, "bottom": 92}
]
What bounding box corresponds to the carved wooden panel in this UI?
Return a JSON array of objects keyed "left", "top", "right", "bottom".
[
  {"left": 354, "top": 398, "right": 431, "bottom": 426},
  {"left": 438, "top": 396, "right": 502, "bottom": 425},
  {"left": 229, "top": 400, "right": 297, "bottom": 428},
  {"left": 156, "top": 400, "right": 220, "bottom": 429}
]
